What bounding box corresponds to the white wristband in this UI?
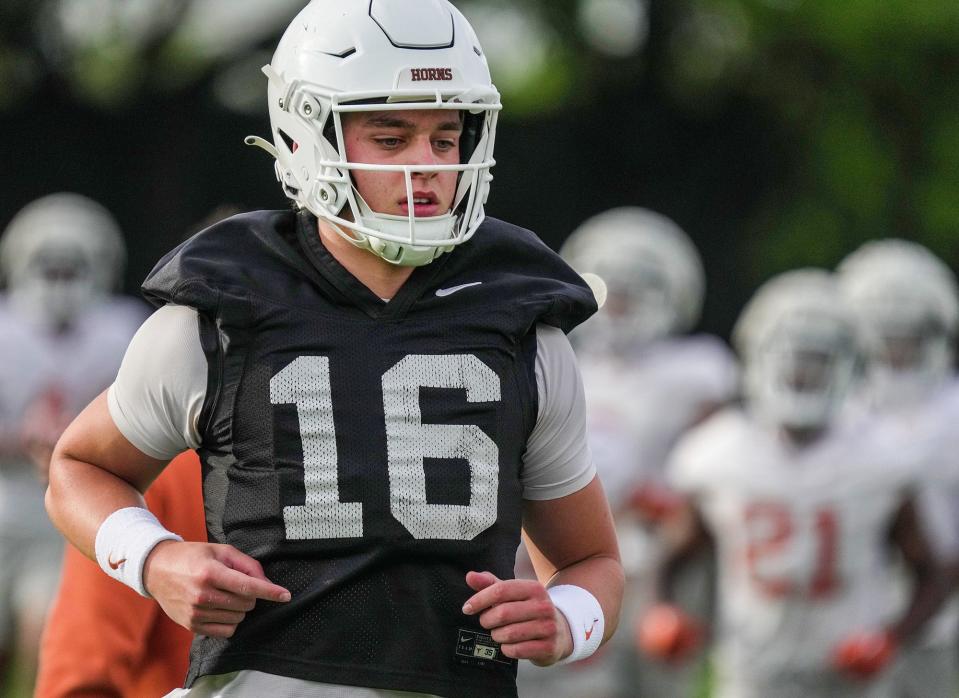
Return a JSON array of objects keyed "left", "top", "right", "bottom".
[
  {"left": 548, "top": 584, "right": 604, "bottom": 664},
  {"left": 94, "top": 507, "right": 183, "bottom": 597}
]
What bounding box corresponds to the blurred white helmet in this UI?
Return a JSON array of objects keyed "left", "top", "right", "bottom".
[
  {"left": 734, "top": 269, "right": 860, "bottom": 430},
  {"left": 560, "top": 207, "right": 705, "bottom": 354},
  {"left": 0, "top": 193, "right": 126, "bottom": 329},
  {"left": 251, "top": 0, "right": 501, "bottom": 267},
  {"left": 837, "top": 239, "right": 958, "bottom": 408}
]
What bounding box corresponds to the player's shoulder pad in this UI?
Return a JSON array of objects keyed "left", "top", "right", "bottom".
[
  {"left": 439, "top": 217, "right": 598, "bottom": 334},
  {"left": 141, "top": 209, "right": 305, "bottom": 316}
]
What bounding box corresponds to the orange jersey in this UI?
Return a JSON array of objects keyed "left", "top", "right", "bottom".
[{"left": 35, "top": 451, "right": 206, "bottom": 698}]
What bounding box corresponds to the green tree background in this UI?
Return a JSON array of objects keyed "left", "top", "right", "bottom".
[{"left": 0, "top": 0, "right": 956, "bottom": 334}]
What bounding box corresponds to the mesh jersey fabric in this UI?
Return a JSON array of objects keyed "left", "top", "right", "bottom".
[{"left": 140, "top": 210, "right": 596, "bottom": 698}]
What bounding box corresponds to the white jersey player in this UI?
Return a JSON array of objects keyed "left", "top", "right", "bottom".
[
  {"left": 837, "top": 239, "right": 959, "bottom": 698},
  {"left": 517, "top": 208, "right": 738, "bottom": 698},
  {"left": 639, "top": 269, "right": 945, "bottom": 698},
  {"left": 0, "top": 193, "right": 147, "bottom": 686}
]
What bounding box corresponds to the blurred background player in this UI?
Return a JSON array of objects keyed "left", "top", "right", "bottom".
[
  {"left": 35, "top": 450, "right": 205, "bottom": 698},
  {"left": 0, "top": 193, "right": 147, "bottom": 692},
  {"left": 837, "top": 240, "right": 959, "bottom": 698},
  {"left": 516, "top": 206, "right": 738, "bottom": 698},
  {"left": 34, "top": 205, "right": 242, "bottom": 698},
  {"left": 639, "top": 269, "right": 947, "bottom": 698}
]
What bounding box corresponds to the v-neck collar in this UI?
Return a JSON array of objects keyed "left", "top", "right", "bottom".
[{"left": 294, "top": 210, "right": 450, "bottom": 321}]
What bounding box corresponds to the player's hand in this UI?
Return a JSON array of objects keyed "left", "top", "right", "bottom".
[
  {"left": 143, "top": 541, "right": 291, "bottom": 638},
  {"left": 831, "top": 630, "right": 897, "bottom": 680},
  {"left": 462, "top": 571, "right": 573, "bottom": 666},
  {"left": 636, "top": 603, "right": 702, "bottom": 663}
]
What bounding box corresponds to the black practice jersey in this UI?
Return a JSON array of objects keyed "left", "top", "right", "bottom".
[{"left": 142, "top": 210, "right": 596, "bottom": 698}]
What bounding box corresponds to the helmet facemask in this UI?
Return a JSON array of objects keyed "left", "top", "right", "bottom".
[
  {"left": 11, "top": 243, "right": 101, "bottom": 329},
  {"left": 0, "top": 192, "right": 125, "bottom": 332},
  {"left": 860, "top": 309, "right": 954, "bottom": 408},
  {"left": 733, "top": 270, "right": 861, "bottom": 433},
  {"left": 836, "top": 237, "right": 959, "bottom": 408},
  {"left": 315, "top": 98, "right": 498, "bottom": 266},
  {"left": 560, "top": 209, "right": 705, "bottom": 357},
  {"left": 746, "top": 324, "right": 858, "bottom": 430},
  {"left": 579, "top": 261, "right": 675, "bottom": 355}
]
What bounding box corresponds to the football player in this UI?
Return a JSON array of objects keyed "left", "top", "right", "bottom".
[
  {"left": 44, "top": 2, "right": 625, "bottom": 697},
  {"left": 516, "top": 207, "right": 737, "bottom": 698},
  {"left": 559, "top": 207, "right": 738, "bottom": 516},
  {"left": 638, "top": 269, "right": 947, "bottom": 698},
  {"left": 0, "top": 192, "right": 146, "bottom": 689},
  {"left": 837, "top": 239, "right": 959, "bottom": 698}
]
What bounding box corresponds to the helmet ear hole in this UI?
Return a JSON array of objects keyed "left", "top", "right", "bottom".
[
  {"left": 322, "top": 119, "right": 339, "bottom": 151},
  {"left": 278, "top": 129, "right": 298, "bottom": 154},
  {"left": 460, "top": 112, "right": 483, "bottom": 163}
]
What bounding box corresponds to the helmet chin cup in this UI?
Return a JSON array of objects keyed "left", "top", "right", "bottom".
[
  {"left": 366, "top": 237, "right": 445, "bottom": 267},
  {"left": 355, "top": 199, "right": 455, "bottom": 266}
]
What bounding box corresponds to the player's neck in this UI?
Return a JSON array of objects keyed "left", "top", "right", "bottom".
[{"left": 316, "top": 220, "right": 415, "bottom": 301}]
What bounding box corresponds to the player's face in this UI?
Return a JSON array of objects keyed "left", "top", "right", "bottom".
[
  {"left": 875, "top": 332, "right": 923, "bottom": 371},
  {"left": 341, "top": 109, "right": 462, "bottom": 219},
  {"left": 777, "top": 348, "right": 835, "bottom": 394}
]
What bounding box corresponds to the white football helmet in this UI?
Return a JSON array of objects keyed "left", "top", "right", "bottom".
[
  {"left": 734, "top": 269, "right": 860, "bottom": 430},
  {"left": 560, "top": 207, "right": 705, "bottom": 354},
  {"left": 837, "top": 239, "right": 958, "bottom": 408},
  {"left": 0, "top": 193, "right": 126, "bottom": 329},
  {"left": 248, "top": 0, "right": 501, "bottom": 267}
]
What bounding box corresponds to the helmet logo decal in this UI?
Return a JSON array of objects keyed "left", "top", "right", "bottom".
[{"left": 410, "top": 68, "right": 454, "bottom": 81}]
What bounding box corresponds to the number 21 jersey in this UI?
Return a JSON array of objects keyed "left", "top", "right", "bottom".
[{"left": 667, "top": 408, "right": 921, "bottom": 680}]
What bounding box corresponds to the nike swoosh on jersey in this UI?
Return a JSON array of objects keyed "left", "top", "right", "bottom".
[
  {"left": 435, "top": 282, "right": 483, "bottom": 297},
  {"left": 108, "top": 556, "right": 126, "bottom": 570}
]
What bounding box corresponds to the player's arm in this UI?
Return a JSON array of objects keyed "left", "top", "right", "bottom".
[
  {"left": 940, "top": 490, "right": 959, "bottom": 588},
  {"left": 885, "top": 494, "right": 951, "bottom": 642},
  {"left": 633, "top": 496, "right": 711, "bottom": 663},
  {"left": 655, "top": 498, "right": 713, "bottom": 603},
  {"left": 37, "top": 452, "right": 202, "bottom": 698},
  {"left": 464, "top": 478, "right": 623, "bottom": 668},
  {"left": 463, "top": 324, "right": 624, "bottom": 666},
  {"left": 833, "top": 492, "right": 949, "bottom": 679},
  {"left": 46, "top": 392, "right": 166, "bottom": 555},
  {"left": 523, "top": 475, "right": 624, "bottom": 638},
  {"left": 45, "top": 305, "right": 290, "bottom": 638}
]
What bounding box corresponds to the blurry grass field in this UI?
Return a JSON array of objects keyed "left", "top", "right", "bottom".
[
  {"left": 1, "top": 659, "right": 33, "bottom": 698},
  {"left": 0, "top": 644, "right": 34, "bottom": 698}
]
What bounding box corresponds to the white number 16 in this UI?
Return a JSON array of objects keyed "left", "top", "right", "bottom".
[{"left": 270, "top": 354, "right": 501, "bottom": 542}]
